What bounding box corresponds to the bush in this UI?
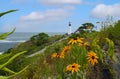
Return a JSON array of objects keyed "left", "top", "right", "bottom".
[{"left": 107, "top": 20, "right": 120, "bottom": 40}]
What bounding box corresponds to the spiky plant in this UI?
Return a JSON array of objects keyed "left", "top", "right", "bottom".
[
  {"left": 0, "top": 10, "right": 29, "bottom": 79},
  {"left": 0, "top": 51, "right": 29, "bottom": 79}
]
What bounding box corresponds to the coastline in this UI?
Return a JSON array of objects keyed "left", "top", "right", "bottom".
[{"left": 0, "top": 32, "right": 65, "bottom": 54}]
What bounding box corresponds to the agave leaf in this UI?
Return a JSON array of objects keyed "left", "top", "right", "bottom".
[
  {"left": 112, "top": 55, "right": 118, "bottom": 62},
  {"left": 0, "top": 76, "right": 8, "bottom": 79},
  {"left": 2, "top": 67, "right": 15, "bottom": 74},
  {"left": 0, "top": 66, "right": 29, "bottom": 79},
  {"left": 105, "top": 38, "right": 118, "bottom": 62},
  {"left": 0, "top": 51, "right": 26, "bottom": 69},
  {"left": 0, "top": 10, "right": 18, "bottom": 17},
  {"left": 8, "top": 65, "right": 29, "bottom": 79},
  {"left": 0, "top": 28, "right": 16, "bottom": 40},
  {"left": 92, "top": 39, "right": 104, "bottom": 63},
  {"left": 0, "top": 54, "right": 11, "bottom": 61}
]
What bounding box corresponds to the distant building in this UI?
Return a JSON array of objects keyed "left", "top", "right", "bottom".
[{"left": 68, "top": 22, "right": 72, "bottom": 35}]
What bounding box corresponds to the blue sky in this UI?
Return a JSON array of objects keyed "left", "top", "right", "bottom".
[{"left": 0, "top": 0, "right": 120, "bottom": 32}]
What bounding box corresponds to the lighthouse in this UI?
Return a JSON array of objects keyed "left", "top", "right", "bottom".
[{"left": 68, "top": 22, "right": 72, "bottom": 35}]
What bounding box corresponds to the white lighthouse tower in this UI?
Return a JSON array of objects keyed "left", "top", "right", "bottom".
[{"left": 68, "top": 22, "right": 72, "bottom": 35}]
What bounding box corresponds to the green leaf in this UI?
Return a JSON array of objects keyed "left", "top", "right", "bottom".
[
  {"left": 0, "top": 10, "right": 18, "bottom": 17},
  {"left": 91, "top": 39, "right": 104, "bottom": 63},
  {"left": 7, "top": 65, "right": 29, "bottom": 79},
  {"left": 57, "top": 75, "right": 62, "bottom": 79},
  {"left": 0, "top": 28, "right": 16, "bottom": 40},
  {"left": 105, "top": 38, "right": 118, "bottom": 62},
  {"left": 2, "top": 67, "right": 15, "bottom": 74},
  {"left": 0, "top": 51, "right": 26, "bottom": 69},
  {"left": 0, "top": 54, "right": 11, "bottom": 61},
  {"left": 0, "top": 65, "right": 29, "bottom": 79},
  {"left": 0, "top": 76, "right": 8, "bottom": 79},
  {"left": 112, "top": 55, "right": 118, "bottom": 62}
]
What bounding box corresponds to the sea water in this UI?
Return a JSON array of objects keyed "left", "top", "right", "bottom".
[{"left": 0, "top": 32, "right": 65, "bottom": 54}]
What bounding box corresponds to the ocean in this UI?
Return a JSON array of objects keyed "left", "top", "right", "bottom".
[{"left": 0, "top": 32, "right": 65, "bottom": 54}]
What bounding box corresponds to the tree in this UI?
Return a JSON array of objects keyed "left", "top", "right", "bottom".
[
  {"left": 76, "top": 22, "right": 94, "bottom": 33},
  {"left": 30, "top": 32, "right": 49, "bottom": 46}
]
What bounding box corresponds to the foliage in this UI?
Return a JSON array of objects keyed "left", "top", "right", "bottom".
[
  {"left": 69, "top": 33, "right": 81, "bottom": 39},
  {"left": 106, "top": 20, "right": 120, "bottom": 41},
  {"left": 0, "top": 9, "right": 29, "bottom": 79},
  {"left": 0, "top": 10, "right": 18, "bottom": 17},
  {"left": 30, "top": 32, "right": 49, "bottom": 46},
  {"left": 1, "top": 33, "right": 65, "bottom": 79},
  {"left": 91, "top": 38, "right": 104, "bottom": 63},
  {"left": 1, "top": 13, "right": 119, "bottom": 79},
  {"left": 13, "top": 32, "right": 119, "bottom": 79},
  {"left": 0, "top": 28, "right": 16, "bottom": 40},
  {"left": 105, "top": 38, "right": 118, "bottom": 62},
  {"left": 0, "top": 9, "right": 17, "bottom": 40},
  {"left": 0, "top": 28, "right": 29, "bottom": 78},
  {"left": 6, "top": 33, "right": 64, "bottom": 55},
  {"left": 97, "top": 20, "right": 120, "bottom": 45},
  {"left": 0, "top": 51, "right": 29, "bottom": 79},
  {"left": 2, "top": 21, "right": 119, "bottom": 79},
  {"left": 76, "top": 22, "right": 94, "bottom": 33}
]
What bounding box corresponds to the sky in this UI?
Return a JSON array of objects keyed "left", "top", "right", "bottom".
[{"left": 0, "top": 0, "right": 120, "bottom": 33}]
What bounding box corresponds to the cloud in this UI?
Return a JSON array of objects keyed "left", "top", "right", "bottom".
[
  {"left": 2, "top": 8, "right": 70, "bottom": 32},
  {"left": 7, "top": 0, "right": 80, "bottom": 32},
  {"left": 21, "top": 9, "right": 70, "bottom": 22},
  {"left": 2, "top": 20, "right": 67, "bottom": 32},
  {"left": 62, "top": 5, "right": 75, "bottom": 10},
  {"left": 10, "top": 0, "right": 39, "bottom": 6},
  {"left": 82, "top": 1, "right": 100, "bottom": 6},
  {"left": 91, "top": 3, "right": 120, "bottom": 18},
  {"left": 10, "top": 0, "right": 27, "bottom": 5},
  {"left": 39, "top": 0, "right": 82, "bottom": 5}
]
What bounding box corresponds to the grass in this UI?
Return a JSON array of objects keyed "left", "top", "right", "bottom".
[
  {"left": 12, "top": 34, "right": 117, "bottom": 79},
  {"left": 1, "top": 20, "right": 120, "bottom": 79}
]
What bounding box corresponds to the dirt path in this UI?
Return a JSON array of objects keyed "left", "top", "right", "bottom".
[{"left": 28, "top": 36, "right": 68, "bottom": 57}]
